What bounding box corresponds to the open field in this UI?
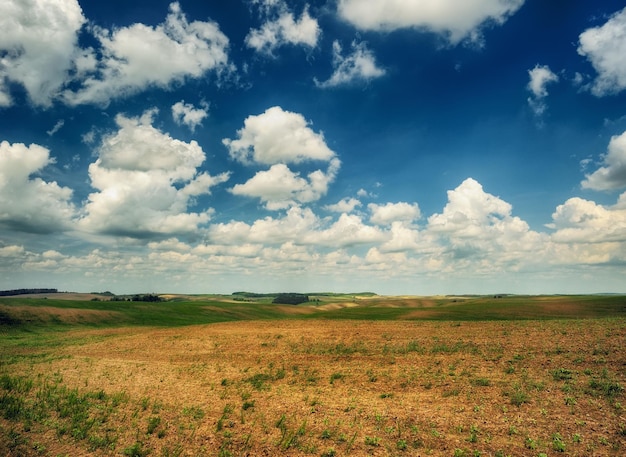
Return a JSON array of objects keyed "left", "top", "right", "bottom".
[{"left": 1, "top": 295, "right": 625, "bottom": 456}]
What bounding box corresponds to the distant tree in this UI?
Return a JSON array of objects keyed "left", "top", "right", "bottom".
[{"left": 272, "top": 293, "right": 309, "bottom": 305}]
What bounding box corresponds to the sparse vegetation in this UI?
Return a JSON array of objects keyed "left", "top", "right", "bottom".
[{"left": 0, "top": 294, "right": 624, "bottom": 455}]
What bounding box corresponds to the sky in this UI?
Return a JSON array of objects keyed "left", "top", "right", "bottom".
[{"left": 2, "top": 0, "right": 626, "bottom": 295}]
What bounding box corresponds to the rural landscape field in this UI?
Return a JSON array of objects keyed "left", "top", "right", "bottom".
[{"left": 1, "top": 293, "right": 625, "bottom": 456}]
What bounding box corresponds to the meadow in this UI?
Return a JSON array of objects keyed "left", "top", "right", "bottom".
[{"left": 0, "top": 294, "right": 625, "bottom": 456}]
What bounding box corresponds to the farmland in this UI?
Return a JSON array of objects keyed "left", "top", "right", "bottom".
[{"left": 1, "top": 294, "right": 625, "bottom": 456}]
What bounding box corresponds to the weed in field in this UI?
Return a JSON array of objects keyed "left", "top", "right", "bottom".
[
  {"left": 329, "top": 372, "right": 344, "bottom": 384},
  {"left": 552, "top": 433, "right": 566, "bottom": 452},
  {"left": 364, "top": 436, "right": 381, "bottom": 446},
  {"left": 147, "top": 415, "right": 161, "bottom": 434},
  {"left": 124, "top": 441, "right": 148, "bottom": 457},
  {"left": 551, "top": 368, "right": 574, "bottom": 381},
  {"left": 525, "top": 437, "right": 538, "bottom": 450},
  {"left": 397, "top": 438, "right": 408, "bottom": 450},
  {"left": 182, "top": 405, "right": 204, "bottom": 420},
  {"left": 366, "top": 369, "right": 377, "bottom": 382},
  {"left": 506, "top": 384, "right": 530, "bottom": 406},
  {"left": 471, "top": 377, "right": 491, "bottom": 387},
  {"left": 468, "top": 425, "right": 479, "bottom": 443}
]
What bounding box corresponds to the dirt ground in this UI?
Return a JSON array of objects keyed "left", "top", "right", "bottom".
[{"left": 1, "top": 319, "right": 625, "bottom": 456}]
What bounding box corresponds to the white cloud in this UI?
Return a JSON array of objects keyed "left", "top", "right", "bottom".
[
  {"left": 246, "top": 4, "right": 320, "bottom": 55},
  {"left": 231, "top": 159, "right": 341, "bottom": 210},
  {"left": 426, "top": 178, "right": 543, "bottom": 265},
  {"left": 549, "top": 197, "right": 626, "bottom": 244},
  {"left": 324, "top": 197, "right": 362, "bottom": 213},
  {"left": 582, "top": 130, "right": 626, "bottom": 191},
  {"left": 337, "top": 0, "right": 525, "bottom": 44},
  {"left": 224, "top": 106, "right": 340, "bottom": 209},
  {"left": 63, "top": 2, "right": 230, "bottom": 106},
  {"left": 78, "top": 110, "right": 229, "bottom": 238},
  {"left": 0, "top": 141, "right": 75, "bottom": 233},
  {"left": 315, "top": 40, "right": 386, "bottom": 88},
  {"left": 172, "top": 100, "right": 209, "bottom": 131},
  {"left": 305, "top": 213, "right": 386, "bottom": 248},
  {"left": 526, "top": 64, "right": 559, "bottom": 117},
  {"left": 209, "top": 206, "right": 319, "bottom": 246},
  {"left": 369, "top": 201, "right": 420, "bottom": 225},
  {"left": 578, "top": 6, "right": 626, "bottom": 96},
  {"left": 223, "top": 106, "right": 336, "bottom": 165},
  {"left": 0, "top": 0, "right": 85, "bottom": 107},
  {"left": 47, "top": 120, "right": 66, "bottom": 136}
]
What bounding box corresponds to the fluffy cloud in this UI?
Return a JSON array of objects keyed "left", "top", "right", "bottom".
[
  {"left": 337, "top": 0, "right": 525, "bottom": 44},
  {"left": 78, "top": 110, "right": 229, "bottom": 238},
  {"left": 0, "top": 0, "right": 85, "bottom": 106},
  {"left": 427, "top": 178, "right": 543, "bottom": 264},
  {"left": 63, "top": 2, "right": 229, "bottom": 106},
  {"left": 369, "top": 202, "right": 420, "bottom": 225},
  {"left": 324, "top": 197, "right": 362, "bottom": 213},
  {"left": 172, "top": 101, "right": 209, "bottom": 131},
  {"left": 315, "top": 41, "right": 386, "bottom": 88},
  {"left": 223, "top": 106, "right": 336, "bottom": 165},
  {"left": 246, "top": 3, "right": 320, "bottom": 55},
  {"left": 526, "top": 64, "right": 559, "bottom": 117},
  {"left": 550, "top": 197, "right": 626, "bottom": 244},
  {"left": 231, "top": 160, "right": 341, "bottom": 210},
  {"left": 224, "top": 106, "right": 340, "bottom": 209},
  {"left": 209, "top": 206, "right": 319, "bottom": 246},
  {"left": 582, "top": 131, "right": 626, "bottom": 191},
  {"left": 578, "top": 6, "right": 626, "bottom": 96},
  {"left": 0, "top": 141, "right": 75, "bottom": 233}
]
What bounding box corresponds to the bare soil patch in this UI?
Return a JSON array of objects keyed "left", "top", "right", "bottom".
[
  {"left": 1, "top": 319, "right": 625, "bottom": 456},
  {"left": 0, "top": 304, "right": 121, "bottom": 325}
]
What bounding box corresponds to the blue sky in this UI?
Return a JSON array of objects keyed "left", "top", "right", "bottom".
[{"left": 2, "top": 0, "right": 626, "bottom": 295}]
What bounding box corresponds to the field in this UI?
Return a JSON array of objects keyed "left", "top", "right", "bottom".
[{"left": 1, "top": 294, "right": 625, "bottom": 456}]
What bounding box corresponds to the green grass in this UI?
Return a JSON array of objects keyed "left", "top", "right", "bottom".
[{"left": 1, "top": 295, "right": 625, "bottom": 332}]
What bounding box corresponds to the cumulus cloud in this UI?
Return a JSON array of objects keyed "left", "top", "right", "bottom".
[
  {"left": 231, "top": 160, "right": 341, "bottom": 210},
  {"left": 577, "top": 6, "right": 626, "bottom": 96},
  {"left": 224, "top": 106, "right": 340, "bottom": 209},
  {"left": 324, "top": 197, "right": 362, "bottom": 213},
  {"left": 526, "top": 64, "right": 559, "bottom": 117},
  {"left": 549, "top": 197, "right": 626, "bottom": 244},
  {"left": 0, "top": 0, "right": 86, "bottom": 107},
  {"left": 223, "top": 106, "right": 336, "bottom": 165},
  {"left": 246, "top": 3, "right": 320, "bottom": 55},
  {"left": 172, "top": 100, "right": 209, "bottom": 131},
  {"left": 315, "top": 40, "right": 386, "bottom": 88},
  {"left": 209, "top": 206, "right": 319, "bottom": 246},
  {"left": 369, "top": 202, "right": 420, "bottom": 225},
  {"left": 582, "top": 131, "right": 626, "bottom": 191},
  {"left": 0, "top": 141, "right": 75, "bottom": 233},
  {"left": 78, "top": 110, "right": 229, "bottom": 238},
  {"left": 337, "top": 0, "right": 525, "bottom": 44},
  {"left": 427, "top": 178, "right": 542, "bottom": 263},
  {"left": 63, "top": 2, "right": 230, "bottom": 106}
]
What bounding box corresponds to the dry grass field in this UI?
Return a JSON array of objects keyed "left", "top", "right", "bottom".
[{"left": 1, "top": 297, "right": 625, "bottom": 456}]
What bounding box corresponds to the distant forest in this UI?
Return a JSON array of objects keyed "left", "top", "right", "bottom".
[{"left": 0, "top": 288, "right": 58, "bottom": 297}]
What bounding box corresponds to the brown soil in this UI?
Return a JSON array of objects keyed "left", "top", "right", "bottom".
[
  {"left": 1, "top": 319, "right": 625, "bottom": 456},
  {"left": 0, "top": 304, "right": 122, "bottom": 324}
]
